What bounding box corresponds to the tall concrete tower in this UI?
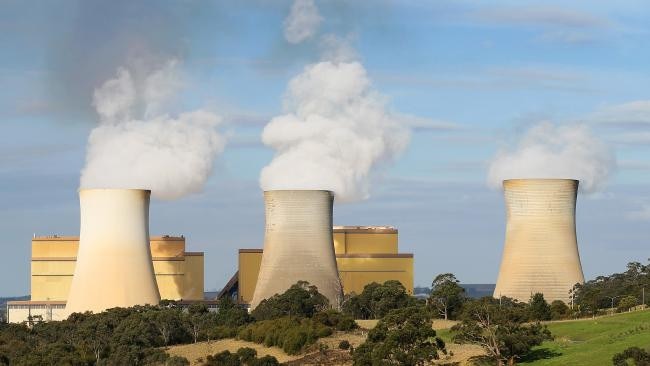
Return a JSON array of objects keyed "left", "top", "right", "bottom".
[
  {"left": 64, "top": 189, "right": 160, "bottom": 315},
  {"left": 493, "top": 179, "right": 585, "bottom": 304},
  {"left": 250, "top": 190, "right": 343, "bottom": 309}
]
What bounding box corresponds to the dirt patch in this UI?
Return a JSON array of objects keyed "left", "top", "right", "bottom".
[
  {"left": 165, "top": 339, "right": 302, "bottom": 365},
  {"left": 285, "top": 349, "right": 353, "bottom": 366},
  {"left": 432, "top": 319, "right": 459, "bottom": 330},
  {"left": 355, "top": 319, "right": 378, "bottom": 329}
]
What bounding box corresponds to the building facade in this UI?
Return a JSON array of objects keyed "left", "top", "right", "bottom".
[
  {"left": 7, "top": 235, "right": 204, "bottom": 323},
  {"left": 227, "top": 226, "right": 414, "bottom": 306}
]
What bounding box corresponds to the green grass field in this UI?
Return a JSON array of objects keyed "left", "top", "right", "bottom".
[
  {"left": 523, "top": 310, "right": 650, "bottom": 365},
  {"left": 435, "top": 309, "right": 650, "bottom": 366}
]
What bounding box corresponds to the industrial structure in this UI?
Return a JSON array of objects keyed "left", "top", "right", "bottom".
[
  {"left": 493, "top": 179, "right": 585, "bottom": 304},
  {"left": 6, "top": 235, "right": 205, "bottom": 323},
  {"left": 64, "top": 189, "right": 160, "bottom": 315},
  {"left": 6, "top": 189, "right": 414, "bottom": 322},
  {"left": 250, "top": 190, "right": 343, "bottom": 309},
  {"left": 222, "top": 225, "right": 414, "bottom": 306}
]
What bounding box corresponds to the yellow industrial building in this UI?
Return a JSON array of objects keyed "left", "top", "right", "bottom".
[
  {"left": 7, "top": 235, "right": 204, "bottom": 323},
  {"left": 31, "top": 235, "right": 204, "bottom": 301},
  {"left": 223, "top": 226, "right": 414, "bottom": 305},
  {"left": 8, "top": 226, "right": 413, "bottom": 322}
]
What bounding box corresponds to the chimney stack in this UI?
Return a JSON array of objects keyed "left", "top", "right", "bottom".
[
  {"left": 64, "top": 189, "right": 160, "bottom": 315},
  {"left": 494, "top": 179, "right": 585, "bottom": 303},
  {"left": 251, "top": 190, "right": 342, "bottom": 309}
]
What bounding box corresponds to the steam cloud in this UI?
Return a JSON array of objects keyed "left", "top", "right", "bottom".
[
  {"left": 260, "top": 37, "right": 410, "bottom": 202},
  {"left": 283, "top": 0, "right": 323, "bottom": 44},
  {"left": 487, "top": 122, "right": 614, "bottom": 193},
  {"left": 80, "top": 61, "right": 226, "bottom": 199}
]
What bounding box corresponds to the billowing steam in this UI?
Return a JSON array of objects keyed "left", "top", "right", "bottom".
[
  {"left": 283, "top": 0, "right": 323, "bottom": 44},
  {"left": 259, "top": 41, "right": 410, "bottom": 202},
  {"left": 487, "top": 122, "right": 614, "bottom": 193},
  {"left": 80, "top": 61, "right": 226, "bottom": 199}
]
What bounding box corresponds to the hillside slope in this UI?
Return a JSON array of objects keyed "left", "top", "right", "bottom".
[{"left": 523, "top": 310, "right": 650, "bottom": 365}]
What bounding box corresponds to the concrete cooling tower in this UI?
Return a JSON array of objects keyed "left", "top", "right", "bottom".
[
  {"left": 250, "top": 190, "right": 343, "bottom": 309},
  {"left": 64, "top": 189, "right": 160, "bottom": 315},
  {"left": 493, "top": 179, "right": 585, "bottom": 304}
]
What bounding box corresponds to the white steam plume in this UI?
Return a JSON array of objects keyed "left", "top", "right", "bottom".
[
  {"left": 260, "top": 40, "right": 410, "bottom": 202},
  {"left": 283, "top": 0, "right": 323, "bottom": 44},
  {"left": 487, "top": 122, "right": 615, "bottom": 193},
  {"left": 80, "top": 61, "right": 226, "bottom": 199}
]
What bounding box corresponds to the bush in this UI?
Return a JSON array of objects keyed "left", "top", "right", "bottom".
[
  {"left": 550, "top": 300, "right": 570, "bottom": 320},
  {"left": 251, "top": 355, "right": 280, "bottom": 366},
  {"left": 252, "top": 281, "right": 330, "bottom": 321},
  {"left": 313, "top": 309, "right": 358, "bottom": 331},
  {"left": 166, "top": 355, "right": 190, "bottom": 366},
  {"left": 237, "top": 317, "right": 332, "bottom": 355},
  {"left": 617, "top": 296, "right": 638, "bottom": 313},
  {"left": 353, "top": 306, "right": 444, "bottom": 365},
  {"left": 236, "top": 347, "right": 257, "bottom": 363},
  {"left": 342, "top": 280, "right": 417, "bottom": 319},
  {"left": 339, "top": 340, "right": 351, "bottom": 350},
  {"left": 204, "top": 350, "right": 240, "bottom": 366},
  {"left": 529, "top": 293, "right": 552, "bottom": 321},
  {"left": 612, "top": 346, "right": 650, "bottom": 366},
  {"left": 202, "top": 348, "right": 279, "bottom": 366}
]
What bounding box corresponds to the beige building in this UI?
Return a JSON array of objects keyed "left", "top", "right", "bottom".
[
  {"left": 493, "top": 179, "right": 585, "bottom": 304},
  {"left": 227, "top": 225, "right": 414, "bottom": 306},
  {"left": 7, "top": 235, "right": 204, "bottom": 323}
]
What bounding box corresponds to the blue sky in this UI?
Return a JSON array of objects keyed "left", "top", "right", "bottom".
[{"left": 2, "top": 0, "right": 650, "bottom": 296}]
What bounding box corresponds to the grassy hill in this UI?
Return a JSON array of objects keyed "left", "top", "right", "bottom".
[
  {"left": 521, "top": 309, "right": 650, "bottom": 365},
  {"left": 169, "top": 311, "right": 650, "bottom": 365},
  {"left": 435, "top": 310, "right": 650, "bottom": 366}
]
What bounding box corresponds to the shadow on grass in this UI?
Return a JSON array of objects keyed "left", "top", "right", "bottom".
[{"left": 519, "top": 348, "right": 563, "bottom": 363}]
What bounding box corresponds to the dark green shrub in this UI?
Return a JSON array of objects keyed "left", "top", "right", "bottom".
[
  {"left": 166, "top": 355, "right": 190, "bottom": 366},
  {"left": 252, "top": 281, "right": 330, "bottom": 320},
  {"left": 251, "top": 355, "right": 280, "bottom": 366},
  {"left": 339, "top": 340, "right": 351, "bottom": 350},
  {"left": 612, "top": 346, "right": 650, "bottom": 366},
  {"left": 236, "top": 347, "right": 257, "bottom": 363},
  {"left": 205, "top": 350, "right": 240, "bottom": 366}
]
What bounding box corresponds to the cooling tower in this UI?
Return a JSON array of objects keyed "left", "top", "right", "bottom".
[
  {"left": 493, "top": 179, "right": 585, "bottom": 304},
  {"left": 64, "top": 189, "right": 160, "bottom": 315},
  {"left": 250, "top": 190, "right": 343, "bottom": 309}
]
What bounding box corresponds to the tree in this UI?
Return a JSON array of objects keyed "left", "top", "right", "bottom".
[
  {"left": 252, "top": 281, "right": 330, "bottom": 320},
  {"left": 549, "top": 300, "right": 570, "bottom": 320},
  {"left": 429, "top": 273, "right": 465, "bottom": 320},
  {"left": 353, "top": 306, "right": 445, "bottom": 366},
  {"left": 452, "top": 297, "right": 552, "bottom": 366},
  {"left": 529, "top": 293, "right": 551, "bottom": 321},
  {"left": 612, "top": 346, "right": 650, "bottom": 366},
  {"left": 617, "top": 296, "right": 638, "bottom": 312},
  {"left": 342, "top": 280, "right": 418, "bottom": 319}
]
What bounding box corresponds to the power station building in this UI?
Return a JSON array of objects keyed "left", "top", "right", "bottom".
[
  {"left": 6, "top": 235, "right": 204, "bottom": 323},
  {"left": 7, "top": 225, "right": 413, "bottom": 322},
  {"left": 221, "top": 225, "right": 414, "bottom": 306}
]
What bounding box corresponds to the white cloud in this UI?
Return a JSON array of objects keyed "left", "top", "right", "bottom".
[
  {"left": 474, "top": 6, "right": 610, "bottom": 28},
  {"left": 283, "top": 0, "right": 323, "bottom": 44},
  {"left": 589, "top": 100, "right": 650, "bottom": 127},
  {"left": 627, "top": 204, "right": 650, "bottom": 221}
]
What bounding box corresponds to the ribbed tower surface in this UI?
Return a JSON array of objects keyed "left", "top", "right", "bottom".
[
  {"left": 64, "top": 189, "right": 160, "bottom": 316},
  {"left": 250, "top": 190, "right": 343, "bottom": 309},
  {"left": 493, "top": 179, "right": 585, "bottom": 304}
]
